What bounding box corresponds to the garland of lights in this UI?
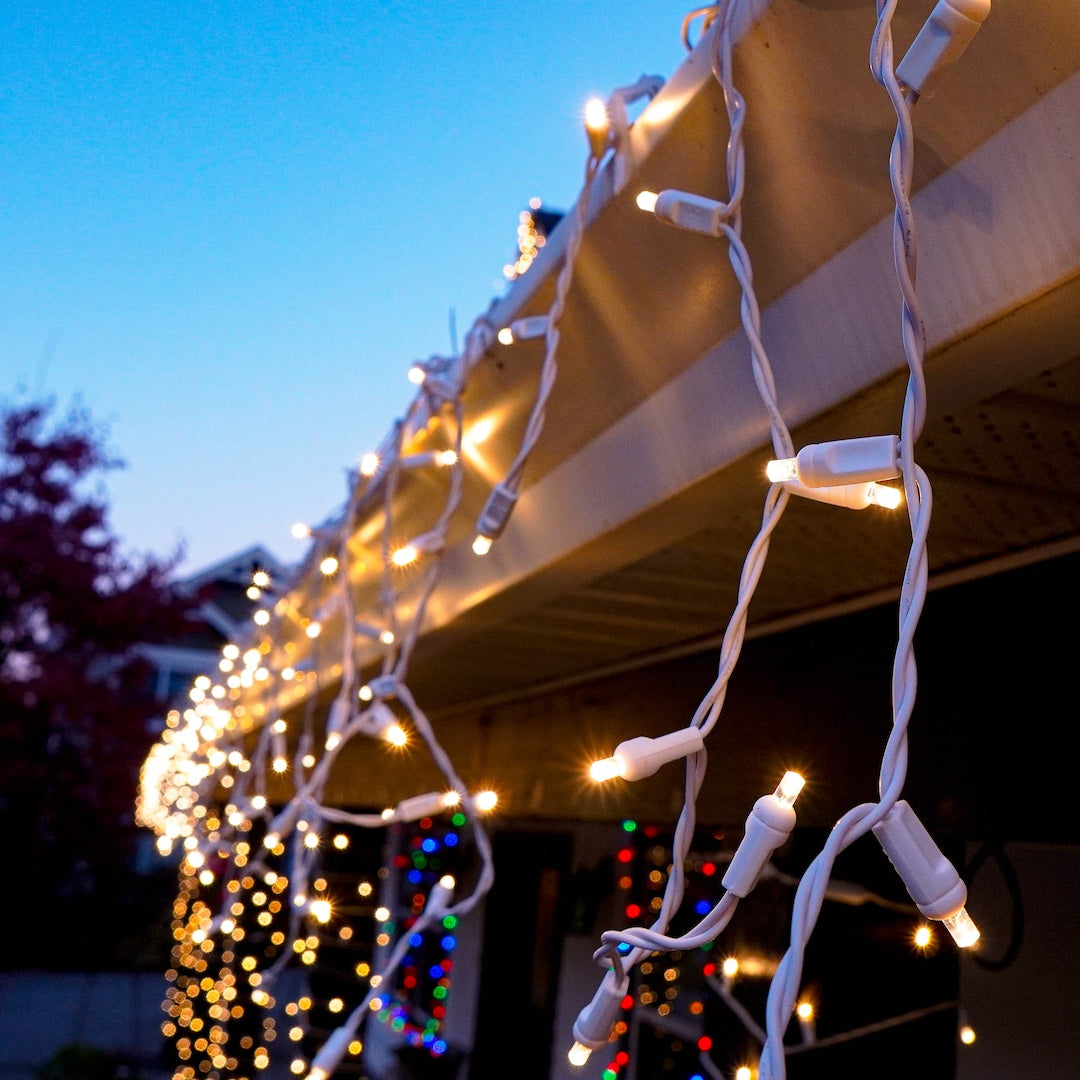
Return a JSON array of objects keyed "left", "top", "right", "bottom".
[
  {"left": 137, "top": 3, "right": 992, "bottom": 1078},
  {"left": 572, "top": 3, "right": 990, "bottom": 1079},
  {"left": 136, "top": 79, "right": 638, "bottom": 1080}
]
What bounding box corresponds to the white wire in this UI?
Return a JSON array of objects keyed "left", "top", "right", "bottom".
[
  {"left": 586, "top": 0, "right": 795, "bottom": 1001},
  {"left": 501, "top": 151, "right": 601, "bottom": 493},
  {"left": 756, "top": 1, "right": 935, "bottom": 1073}
]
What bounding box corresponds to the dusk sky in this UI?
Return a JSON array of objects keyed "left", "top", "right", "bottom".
[{"left": 1, "top": 2, "right": 699, "bottom": 576}]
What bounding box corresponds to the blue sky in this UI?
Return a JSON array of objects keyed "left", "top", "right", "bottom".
[{"left": 1, "top": 2, "right": 698, "bottom": 576}]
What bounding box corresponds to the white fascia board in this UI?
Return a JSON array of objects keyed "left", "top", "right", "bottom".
[{"left": 425, "top": 70, "right": 1080, "bottom": 628}]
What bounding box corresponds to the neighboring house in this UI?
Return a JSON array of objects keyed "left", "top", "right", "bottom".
[{"left": 136, "top": 543, "right": 291, "bottom": 715}]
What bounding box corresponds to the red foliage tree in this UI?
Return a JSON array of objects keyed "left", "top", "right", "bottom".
[{"left": 0, "top": 398, "right": 199, "bottom": 965}]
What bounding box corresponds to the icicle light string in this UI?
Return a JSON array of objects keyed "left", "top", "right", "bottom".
[
  {"left": 152, "top": 268, "right": 524, "bottom": 1076},
  {"left": 471, "top": 148, "right": 601, "bottom": 555},
  {"left": 571, "top": 3, "right": 804, "bottom": 1063},
  {"left": 574, "top": 0, "right": 990, "bottom": 1073},
  {"left": 135, "top": 4, "right": 995, "bottom": 1075},
  {"left": 756, "top": 1, "right": 989, "bottom": 1074}
]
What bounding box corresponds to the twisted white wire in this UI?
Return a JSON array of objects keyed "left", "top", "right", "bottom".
[
  {"left": 502, "top": 151, "right": 601, "bottom": 493},
  {"left": 756, "top": 2, "right": 936, "bottom": 1073}
]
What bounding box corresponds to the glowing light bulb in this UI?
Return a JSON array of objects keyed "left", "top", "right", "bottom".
[
  {"left": 766, "top": 457, "right": 799, "bottom": 483},
  {"left": 305, "top": 621, "right": 322, "bottom": 639},
  {"left": 914, "top": 924, "right": 933, "bottom": 948},
  {"left": 319, "top": 556, "right": 339, "bottom": 575},
  {"left": 497, "top": 327, "right": 514, "bottom": 345},
  {"left": 943, "top": 907, "right": 981, "bottom": 949},
  {"left": 385, "top": 724, "right": 408, "bottom": 747},
  {"left": 360, "top": 452, "right": 380, "bottom": 477},
  {"left": 735, "top": 1068, "right": 753, "bottom": 1080},
  {"left": 309, "top": 899, "right": 331, "bottom": 923},
  {"left": 291, "top": 522, "right": 311, "bottom": 539},
  {"left": 252, "top": 570, "right": 271, "bottom": 589},
  {"left": 568, "top": 1043, "right": 592, "bottom": 1067},
  {"left": 435, "top": 449, "right": 458, "bottom": 466},
  {"left": 636, "top": 190, "right": 659, "bottom": 213},
  {"left": 959, "top": 1024, "right": 976, "bottom": 1045},
  {"left": 584, "top": 96, "right": 609, "bottom": 156},
  {"left": 272, "top": 756, "right": 288, "bottom": 774},
  {"left": 867, "top": 483, "right": 903, "bottom": 509},
  {"left": 472, "top": 535, "right": 493, "bottom": 556},
  {"left": 391, "top": 544, "right": 418, "bottom": 567},
  {"left": 590, "top": 728, "right": 706, "bottom": 783},
  {"left": 473, "top": 790, "right": 498, "bottom": 812},
  {"left": 775, "top": 771, "right": 805, "bottom": 804},
  {"left": 407, "top": 363, "right": 426, "bottom": 384},
  {"left": 589, "top": 756, "right": 623, "bottom": 782}
]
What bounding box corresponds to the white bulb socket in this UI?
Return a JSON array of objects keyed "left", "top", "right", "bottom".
[
  {"left": 872, "top": 799, "right": 980, "bottom": 947},
  {"left": 722, "top": 772, "right": 804, "bottom": 896},
  {"left": 571, "top": 968, "right": 629, "bottom": 1051},
  {"left": 769, "top": 435, "right": 901, "bottom": 489},
  {"left": 593, "top": 728, "right": 706, "bottom": 782},
  {"left": 896, "top": 0, "right": 992, "bottom": 99}
]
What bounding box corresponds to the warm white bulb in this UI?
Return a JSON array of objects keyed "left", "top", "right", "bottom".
[
  {"left": 384, "top": 724, "right": 408, "bottom": 747},
  {"left": 497, "top": 327, "right": 515, "bottom": 345},
  {"left": 867, "top": 482, "right": 903, "bottom": 509},
  {"left": 472, "top": 534, "right": 493, "bottom": 556},
  {"left": 407, "top": 364, "right": 426, "bottom": 385},
  {"left": 775, "top": 771, "right": 806, "bottom": 804},
  {"left": 306, "top": 621, "right": 322, "bottom": 639},
  {"left": 959, "top": 1024, "right": 976, "bottom": 1045},
  {"left": 291, "top": 522, "right": 311, "bottom": 539},
  {"left": 473, "top": 790, "right": 498, "bottom": 812},
  {"left": 766, "top": 457, "right": 799, "bottom": 483},
  {"left": 636, "top": 190, "right": 659, "bottom": 213},
  {"left": 360, "top": 452, "right": 380, "bottom": 477},
  {"left": 944, "top": 907, "right": 981, "bottom": 948},
  {"left": 735, "top": 1067, "right": 752, "bottom": 1080},
  {"left": 796, "top": 1001, "right": 814, "bottom": 1021},
  {"left": 435, "top": 449, "right": 458, "bottom": 466},
  {"left": 722, "top": 956, "right": 740, "bottom": 978},
  {"left": 391, "top": 544, "right": 418, "bottom": 567},
  {"left": 320, "top": 556, "right": 339, "bottom": 575},
  {"left": 568, "top": 1042, "right": 592, "bottom": 1067},
  {"left": 914, "top": 924, "right": 933, "bottom": 948},
  {"left": 584, "top": 97, "right": 608, "bottom": 132},
  {"left": 589, "top": 756, "right": 624, "bottom": 782}
]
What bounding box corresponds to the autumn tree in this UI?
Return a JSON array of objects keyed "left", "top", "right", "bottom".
[{"left": 0, "top": 398, "right": 198, "bottom": 966}]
